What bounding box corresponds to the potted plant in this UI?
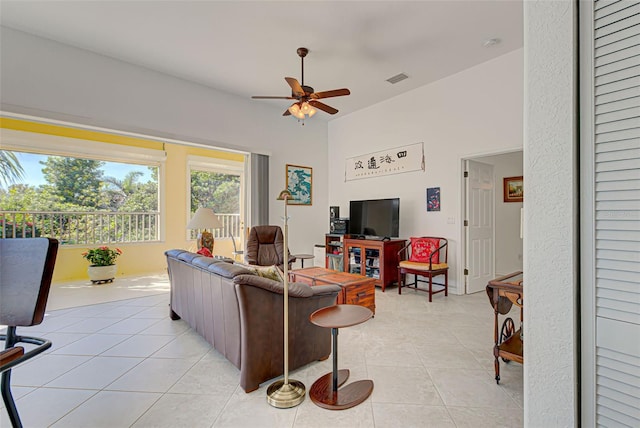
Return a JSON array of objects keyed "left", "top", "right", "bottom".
[{"left": 82, "top": 246, "right": 122, "bottom": 284}]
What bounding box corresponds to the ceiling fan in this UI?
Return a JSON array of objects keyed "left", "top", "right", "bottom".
[{"left": 251, "top": 47, "right": 350, "bottom": 120}]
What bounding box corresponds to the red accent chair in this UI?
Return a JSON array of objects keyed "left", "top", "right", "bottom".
[{"left": 397, "top": 237, "right": 448, "bottom": 302}]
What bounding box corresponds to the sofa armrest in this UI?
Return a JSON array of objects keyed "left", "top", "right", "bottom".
[
  {"left": 234, "top": 280, "right": 340, "bottom": 392},
  {"left": 233, "top": 274, "right": 341, "bottom": 298},
  {"left": 234, "top": 274, "right": 320, "bottom": 298},
  {"left": 210, "top": 263, "right": 255, "bottom": 279}
]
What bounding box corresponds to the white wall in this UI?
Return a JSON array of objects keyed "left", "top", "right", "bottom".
[
  {"left": 524, "top": 0, "right": 578, "bottom": 425},
  {"left": 328, "top": 49, "right": 524, "bottom": 293},
  {"left": 474, "top": 151, "right": 523, "bottom": 276},
  {"left": 0, "top": 27, "right": 328, "bottom": 254}
]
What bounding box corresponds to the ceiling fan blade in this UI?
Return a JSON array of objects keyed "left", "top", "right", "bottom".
[
  {"left": 310, "top": 88, "right": 351, "bottom": 99},
  {"left": 251, "top": 96, "right": 296, "bottom": 99},
  {"left": 309, "top": 100, "right": 338, "bottom": 115},
  {"left": 285, "top": 77, "right": 305, "bottom": 97},
  {"left": 283, "top": 108, "right": 292, "bottom": 116}
]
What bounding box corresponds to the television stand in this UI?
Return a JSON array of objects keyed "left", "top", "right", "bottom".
[{"left": 343, "top": 237, "right": 406, "bottom": 292}]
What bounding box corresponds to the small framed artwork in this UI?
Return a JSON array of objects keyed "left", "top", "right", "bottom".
[
  {"left": 503, "top": 176, "right": 524, "bottom": 202},
  {"left": 427, "top": 187, "right": 441, "bottom": 211},
  {"left": 286, "top": 164, "right": 312, "bottom": 205}
]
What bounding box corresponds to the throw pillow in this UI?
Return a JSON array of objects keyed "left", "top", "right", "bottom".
[
  {"left": 234, "top": 263, "right": 259, "bottom": 275},
  {"left": 234, "top": 263, "right": 284, "bottom": 282},
  {"left": 197, "top": 247, "right": 213, "bottom": 258},
  {"left": 409, "top": 237, "right": 440, "bottom": 264},
  {"left": 254, "top": 265, "right": 285, "bottom": 282}
]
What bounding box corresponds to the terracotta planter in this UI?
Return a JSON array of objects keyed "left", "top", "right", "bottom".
[{"left": 88, "top": 265, "right": 117, "bottom": 284}]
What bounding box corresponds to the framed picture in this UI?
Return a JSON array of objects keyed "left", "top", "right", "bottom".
[
  {"left": 503, "top": 176, "right": 524, "bottom": 202},
  {"left": 286, "top": 164, "right": 312, "bottom": 205},
  {"left": 427, "top": 187, "right": 441, "bottom": 211}
]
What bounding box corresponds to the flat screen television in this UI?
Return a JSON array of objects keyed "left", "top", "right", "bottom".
[{"left": 349, "top": 198, "right": 400, "bottom": 239}]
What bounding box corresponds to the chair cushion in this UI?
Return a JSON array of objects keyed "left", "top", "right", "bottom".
[
  {"left": 399, "top": 260, "right": 448, "bottom": 271},
  {"left": 409, "top": 237, "right": 440, "bottom": 264}
]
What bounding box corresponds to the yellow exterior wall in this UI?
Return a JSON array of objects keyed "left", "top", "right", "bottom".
[{"left": 1, "top": 119, "right": 244, "bottom": 282}]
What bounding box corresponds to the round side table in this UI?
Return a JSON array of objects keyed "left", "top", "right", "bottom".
[
  {"left": 293, "top": 253, "right": 314, "bottom": 268},
  {"left": 309, "top": 304, "right": 373, "bottom": 410}
]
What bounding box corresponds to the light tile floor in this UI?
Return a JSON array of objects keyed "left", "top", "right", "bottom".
[{"left": 1, "top": 283, "right": 523, "bottom": 427}]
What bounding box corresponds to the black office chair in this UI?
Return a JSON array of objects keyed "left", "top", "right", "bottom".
[{"left": 0, "top": 238, "right": 59, "bottom": 428}]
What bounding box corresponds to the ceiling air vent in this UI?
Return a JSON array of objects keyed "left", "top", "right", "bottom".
[{"left": 386, "top": 73, "right": 408, "bottom": 84}]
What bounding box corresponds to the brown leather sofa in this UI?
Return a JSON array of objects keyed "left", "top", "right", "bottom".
[
  {"left": 165, "top": 250, "right": 341, "bottom": 392},
  {"left": 245, "top": 225, "right": 296, "bottom": 270}
]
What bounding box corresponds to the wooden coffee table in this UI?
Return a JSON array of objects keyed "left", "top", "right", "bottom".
[
  {"left": 309, "top": 304, "right": 374, "bottom": 410},
  {"left": 289, "top": 267, "right": 375, "bottom": 315}
]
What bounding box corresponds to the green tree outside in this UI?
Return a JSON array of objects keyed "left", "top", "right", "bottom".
[
  {"left": 40, "top": 156, "right": 104, "bottom": 208},
  {"left": 0, "top": 150, "right": 25, "bottom": 188},
  {"left": 190, "top": 170, "right": 240, "bottom": 214}
]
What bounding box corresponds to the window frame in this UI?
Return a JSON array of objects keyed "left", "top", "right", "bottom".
[
  {"left": 186, "top": 155, "right": 245, "bottom": 241},
  {"left": 1, "top": 128, "right": 166, "bottom": 244}
]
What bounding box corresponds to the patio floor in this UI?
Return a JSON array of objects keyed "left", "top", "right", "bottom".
[{"left": 46, "top": 273, "right": 170, "bottom": 311}]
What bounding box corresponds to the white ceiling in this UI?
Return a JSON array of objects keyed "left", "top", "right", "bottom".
[{"left": 0, "top": 0, "right": 523, "bottom": 119}]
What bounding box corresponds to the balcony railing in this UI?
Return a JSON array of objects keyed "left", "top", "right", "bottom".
[
  {"left": 0, "top": 211, "right": 242, "bottom": 245},
  {"left": 187, "top": 213, "right": 242, "bottom": 241}
]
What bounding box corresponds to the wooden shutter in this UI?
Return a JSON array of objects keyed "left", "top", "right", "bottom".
[{"left": 588, "top": 1, "right": 640, "bottom": 426}]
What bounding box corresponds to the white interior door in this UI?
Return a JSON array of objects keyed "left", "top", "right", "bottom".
[{"left": 465, "top": 159, "right": 495, "bottom": 294}]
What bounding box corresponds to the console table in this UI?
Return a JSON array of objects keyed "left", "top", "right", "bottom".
[
  {"left": 309, "top": 304, "right": 374, "bottom": 410},
  {"left": 343, "top": 238, "right": 406, "bottom": 291}
]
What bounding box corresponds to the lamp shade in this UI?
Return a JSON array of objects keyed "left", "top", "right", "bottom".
[
  {"left": 277, "top": 189, "right": 293, "bottom": 201},
  {"left": 186, "top": 207, "right": 222, "bottom": 230},
  {"left": 288, "top": 102, "right": 316, "bottom": 120}
]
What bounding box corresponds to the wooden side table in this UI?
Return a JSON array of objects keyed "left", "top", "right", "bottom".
[{"left": 309, "top": 304, "right": 373, "bottom": 410}]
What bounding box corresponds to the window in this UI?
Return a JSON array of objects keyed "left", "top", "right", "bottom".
[
  {"left": 0, "top": 123, "right": 166, "bottom": 245},
  {"left": 0, "top": 150, "right": 160, "bottom": 244},
  {"left": 188, "top": 156, "right": 244, "bottom": 240}
]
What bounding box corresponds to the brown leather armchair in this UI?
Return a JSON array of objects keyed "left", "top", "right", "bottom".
[{"left": 245, "top": 225, "right": 296, "bottom": 270}]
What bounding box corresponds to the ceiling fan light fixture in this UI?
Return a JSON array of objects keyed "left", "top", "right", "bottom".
[
  {"left": 293, "top": 104, "right": 306, "bottom": 120},
  {"left": 288, "top": 103, "right": 300, "bottom": 115},
  {"left": 289, "top": 102, "right": 316, "bottom": 120}
]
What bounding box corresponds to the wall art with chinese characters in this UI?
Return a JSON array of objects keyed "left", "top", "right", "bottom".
[
  {"left": 345, "top": 142, "right": 424, "bottom": 181},
  {"left": 427, "top": 187, "right": 441, "bottom": 211},
  {"left": 286, "top": 164, "right": 312, "bottom": 205}
]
